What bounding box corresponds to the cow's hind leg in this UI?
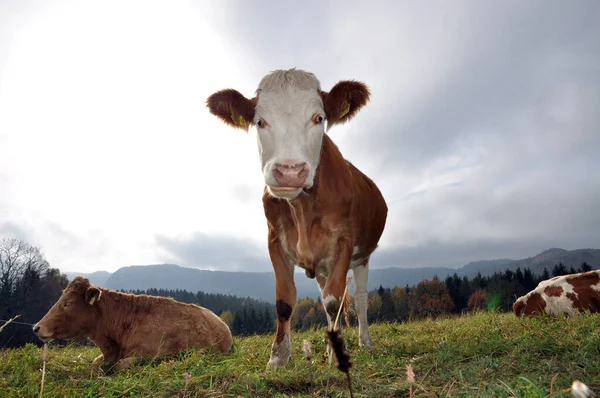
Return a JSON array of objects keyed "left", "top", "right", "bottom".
[
  {"left": 317, "top": 274, "right": 335, "bottom": 358},
  {"left": 352, "top": 260, "right": 372, "bottom": 348},
  {"left": 321, "top": 239, "right": 353, "bottom": 328},
  {"left": 316, "top": 274, "right": 335, "bottom": 329}
]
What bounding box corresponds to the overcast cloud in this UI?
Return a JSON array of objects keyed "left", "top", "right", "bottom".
[{"left": 0, "top": 0, "right": 598, "bottom": 273}]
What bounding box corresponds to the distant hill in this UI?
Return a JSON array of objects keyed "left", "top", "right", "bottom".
[
  {"left": 61, "top": 248, "right": 600, "bottom": 303},
  {"left": 462, "top": 248, "right": 600, "bottom": 277},
  {"left": 458, "top": 259, "right": 516, "bottom": 276},
  {"left": 64, "top": 270, "right": 111, "bottom": 287}
]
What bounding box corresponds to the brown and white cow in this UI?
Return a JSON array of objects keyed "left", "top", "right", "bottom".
[
  {"left": 513, "top": 270, "right": 600, "bottom": 317},
  {"left": 33, "top": 276, "right": 233, "bottom": 371},
  {"left": 206, "top": 68, "right": 388, "bottom": 366}
]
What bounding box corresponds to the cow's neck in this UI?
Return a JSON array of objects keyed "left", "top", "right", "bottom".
[
  {"left": 285, "top": 134, "right": 352, "bottom": 275},
  {"left": 289, "top": 133, "right": 351, "bottom": 211},
  {"left": 88, "top": 289, "right": 131, "bottom": 359}
]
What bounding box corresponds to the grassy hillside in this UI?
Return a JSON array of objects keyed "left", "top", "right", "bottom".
[{"left": 2, "top": 312, "right": 599, "bottom": 397}]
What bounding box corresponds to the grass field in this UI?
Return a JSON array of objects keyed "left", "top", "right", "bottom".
[{"left": 1, "top": 311, "right": 599, "bottom": 397}]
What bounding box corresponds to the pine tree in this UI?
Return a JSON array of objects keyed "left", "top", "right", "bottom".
[{"left": 581, "top": 262, "right": 592, "bottom": 272}]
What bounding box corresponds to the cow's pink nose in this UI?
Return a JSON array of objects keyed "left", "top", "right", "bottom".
[{"left": 272, "top": 161, "right": 309, "bottom": 187}]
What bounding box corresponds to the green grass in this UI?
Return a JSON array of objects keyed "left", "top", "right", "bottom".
[{"left": 2, "top": 311, "right": 600, "bottom": 397}]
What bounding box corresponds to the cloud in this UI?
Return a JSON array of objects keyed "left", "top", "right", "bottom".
[
  {"left": 0, "top": 222, "right": 29, "bottom": 241},
  {"left": 205, "top": 0, "right": 600, "bottom": 268},
  {"left": 155, "top": 232, "right": 271, "bottom": 272}
]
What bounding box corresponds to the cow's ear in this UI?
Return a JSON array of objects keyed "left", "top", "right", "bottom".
[
  {"left": 85, "top": 287, "right": 102, "bottom": 305},
  {"left": 206, "top": 89, "right": 257, "bottom": 131},
  {"left": 320, "top": 80, "right": 370, "bottom": 129}
]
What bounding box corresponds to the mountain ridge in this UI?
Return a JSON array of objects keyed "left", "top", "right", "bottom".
[{"left": 64, "top": 247, "right": 600, "bottom": 303}]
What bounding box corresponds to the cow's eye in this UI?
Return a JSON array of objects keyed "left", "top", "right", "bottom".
[
  {"left": 256, "top": 118, "right": 268, "bottom": 128},
  {"left": 64, "top": 302, "right": 71, "bottom": 307},
  {"left": 313, "top": 114, "right": 325, "bottom": 124}
]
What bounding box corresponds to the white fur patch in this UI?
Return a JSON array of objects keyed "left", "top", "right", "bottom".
[
  {"left": 323, "top": 295, "right": 340, "bottom": 309},
  {"left": 253, "top": 69, "right": 327, "bottom": 195},
  {"left": 350, "top": 246, "right": 367, "bottom": 269}
]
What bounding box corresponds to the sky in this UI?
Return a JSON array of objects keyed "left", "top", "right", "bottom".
[{"left": 0, "top": 0, "right": 599, "bottom": 274}]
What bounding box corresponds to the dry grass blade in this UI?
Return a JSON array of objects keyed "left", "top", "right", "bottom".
[
  {"left": 39, "top": 343, "right": 48, "bottom": 398},
  {"left": 343, "top": 276, "right": 353, "bottom": 329},
  {"left": 0, "top": 315, "right": 21, "bottom": 333},
  {"left": 406, "top": 364, "right": 415, "bottom": 398},
  {"left": 303, "top": 340, "right": 315, "bottom": 398},
  {"left": 549, "top": 374, "right": 558, "bottom": 396}
]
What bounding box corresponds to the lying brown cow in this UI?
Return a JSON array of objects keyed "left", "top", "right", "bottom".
[
  {"left": 513, "top": 270, "right": 600, "bottom": 316},
  {"left": 33, "top": 276, "right": 232, "bottom": 371}
]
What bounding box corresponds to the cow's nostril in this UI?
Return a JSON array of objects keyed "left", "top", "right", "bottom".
[{"left": 33, "top": 325, "right": 40, "bottom": 333}]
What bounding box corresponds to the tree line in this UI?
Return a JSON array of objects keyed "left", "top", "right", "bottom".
[
  {"left": 0, "top": 238, "right": 69, "bottom": 348},
  {"left": 290, "top": 262, "right": 594, "bottom": 330}
]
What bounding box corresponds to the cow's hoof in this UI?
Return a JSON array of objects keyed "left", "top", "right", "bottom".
[
  {"left": 359, "top": 335, "right": 372, "bottom": 349},
  {"left": 267, "top": 355, "right": 289, "bottom": 367},
  {"left": 267, "top": 335, "right": 290, "bottom": 367}
]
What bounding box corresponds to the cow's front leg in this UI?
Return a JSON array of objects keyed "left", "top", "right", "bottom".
[
  {"left": 267, "top": 238, "right": 296, "bottom": 367},
  {"left": 322, "top": 238, "right": 353, "bottom": 329}
]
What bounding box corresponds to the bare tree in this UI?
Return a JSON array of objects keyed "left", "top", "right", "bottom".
[{"left": 0, "top": 238, "right": 49, "bottom": 296}]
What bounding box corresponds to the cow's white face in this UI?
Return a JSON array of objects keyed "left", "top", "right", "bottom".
[
  {"left": 206, "top": 68, "right": 371, "bottom": 201},
  {"left": 254, "top": 88, "right": 326, "bottom": 200}
]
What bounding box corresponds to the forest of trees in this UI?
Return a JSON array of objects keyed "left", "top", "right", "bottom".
[
  {"left": 0, "top": 238, "right": 69, "bottom": 348},
  {"left": 0, "top": 237, "right": 596, "bottom": 348},
  {"left": 288, "top": 261, "right": 594, "bottom": 331}
]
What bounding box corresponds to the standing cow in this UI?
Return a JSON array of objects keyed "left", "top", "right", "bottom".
[
  {"left": 33, "top": 276, "right": 233, "bottom": 371},
  {"left": 207, "top": 68, "right": 388, "bottom": 366}
]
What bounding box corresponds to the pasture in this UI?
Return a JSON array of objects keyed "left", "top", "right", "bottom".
[{"left": 1, "top": 311, "right": 599, "bottom": 397}]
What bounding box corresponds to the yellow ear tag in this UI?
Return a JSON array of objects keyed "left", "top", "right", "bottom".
[
  {"left": 89, "top": 296, "right": 96, "bottom": 305},
  {"left": 339, "top": 101, "right": 351, "bottom": 119},
  {"left": 231, "top": 114, "right": 247, "bottom": 127}
]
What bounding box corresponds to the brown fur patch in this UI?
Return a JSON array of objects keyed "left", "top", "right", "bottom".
[
  {"left": 205, "top": 89, "right": 257, "bottom": 131},
  {"left": 275, "top": 325, "right": 286, "bottom": 344},
  {"left": 544, "top": 285, "right": 563, "bottom": 297},
  {"left": 524, "top": 293, "right": 547, "bottom": 315},
  {"left": 567, "top": 271, "right": 600, "bottom": 295},
  {"left": 320, "top": 80, "right": 370, "bottom": 128},
  {"left": 566, "top": 271, "right": 600, "bottom": 312},
  {"left": 512, "top": 300, "right": 525, "bottom": 316},
  {"left": 566, "top": 292, "right": 580, "bottom": 307},
  {"left": 276, "top": 300, "right": 292, "bottom": 322}
]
